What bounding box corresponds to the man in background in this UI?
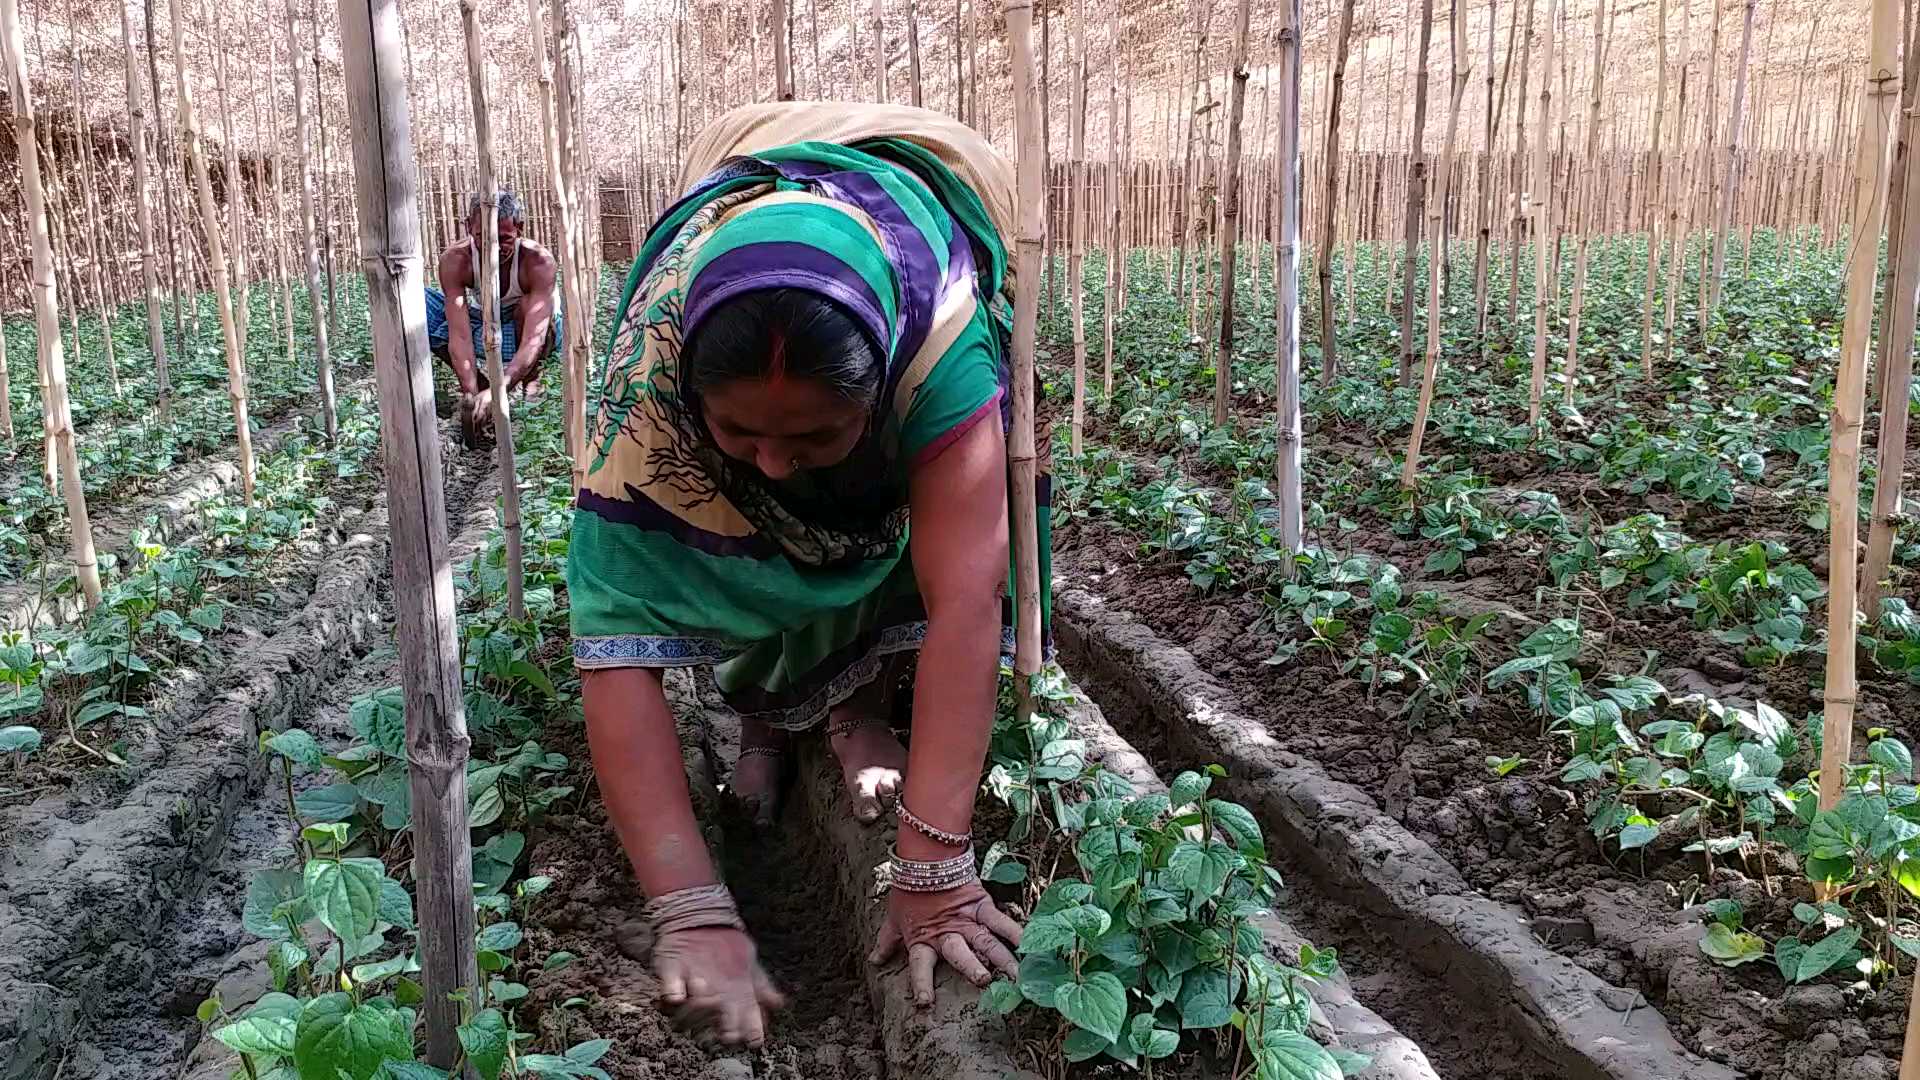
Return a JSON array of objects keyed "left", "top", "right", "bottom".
[{"left": 426, "top": 188, "right": 561, "bottom": 444}]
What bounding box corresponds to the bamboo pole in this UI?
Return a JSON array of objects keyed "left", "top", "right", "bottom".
[
  {"left": 774, "top": 0, "right": 794, "bottom": 99},
  {"left": 554, "top": 0, "right": 593, "bottom": 476},
  {"left": 1506, "top": 0, "right": 1534, "bottom": 330},
  {"left": 207, "top": 0, "right": 251, "bottom": 360},
  {"left": 1473, "top": 0, "right": 1511, "bottom": 343},
  {"left": 1067, "top": 0, "right": 1087, "bottom": 455},
  {"left": 1274, "top": 0, "right": 1303, "bottom": 574},
  {"left": 1701, "top": 0, "right": 1758, "bottom": 333},
  {"left": 335, "top": 0, "right": 478, "bottom": 1065},
  {"left": 4, "top": 0, "right": 100, "bottom": 609},
  {"left": 1314, "top": 0, "right": 1355, "bottom": 385},
  {"left": 173, "top": 0, "right": 256, "bottom": 505},
  {"left": 1003, "top": 0, "right": 1043, "bottom": 717},
  {"left": 122, "top": 0, "right": 170, "bottom": 423},
  {"left": 1212, "top": 0, "right": 1252, "bottom": 428},
  {"left": 1820, "top": 0, "right": 1901, "bottom": 818},
  {"left": 1398, "top": 0, "right": 1435, "bottom": 386},
  {"left": 287, "top": 0, "right": 337, "bottom": 442},
  {"left": 527, "top": 0, "right": 585, "bottom": 493},
  {"left": 1100, "top": 6, "right": 1118, "bottom": 400},
  {"left": 66, "top": 4, "right": 121, "bottom": 398},
  {"left": 906, "top": 0, "right": 922, "bottom": 107},
  {"left": 1403, "top": 0, "right": 1470, "bottom": 488},
  {"left": 1524, "top": 0, "right": 1558, "bottom": 425},
  {"left": 1558, "top": 0, "right": 1607, "bottom": 402},
  {"left": 461, "top": 0, "right": 527, "bottom": 625},
  {"left": 1864, "top": 73, "right": 1920, "bottom": 621},
  {"left": 1640, "top": 0, "right": 1669, "bottom": 375}
]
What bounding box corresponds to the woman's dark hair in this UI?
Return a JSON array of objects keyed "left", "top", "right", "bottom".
[{"left": 683, "top": 288, "right": 885, "bottom": 408}]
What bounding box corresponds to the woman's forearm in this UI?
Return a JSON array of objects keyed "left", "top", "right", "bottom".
[
  {"left": 582, "top": 667, "right": 717, "bottom": 894},
  {"left": 898, "top": 596, "right": 1002, "bottom": 861}
]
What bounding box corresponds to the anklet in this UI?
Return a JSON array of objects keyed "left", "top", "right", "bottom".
[
  {"left": 643, "top": 883, "right": 746, "bottom": 935},
  {"left": 887, "top": 845, "right": 977, "bottom": 893},
  {"left": 895, "top": 801, "right": 972, "bottom": 848},
  {"left": 738, "top": 746, "right": 783, "bottom": 761},
  {"left": 825, "top": 714, "right": 886, "bottom": 740}
]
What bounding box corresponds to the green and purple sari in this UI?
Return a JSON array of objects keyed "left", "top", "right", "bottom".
[{"left": 567, "top": 110, "right": 1050, "bottom": 731}]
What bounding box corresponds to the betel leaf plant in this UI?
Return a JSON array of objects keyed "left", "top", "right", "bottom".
[{"left": 980, "top": 741, "right": 1359, "bottom": 1079}]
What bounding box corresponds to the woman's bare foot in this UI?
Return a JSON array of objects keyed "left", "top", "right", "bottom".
[
  {"left": 828, "top": 706, "right": 907, "bottom": 823},
  {"left": 730, "top": 719, "right": 788, "bottom": 827}
]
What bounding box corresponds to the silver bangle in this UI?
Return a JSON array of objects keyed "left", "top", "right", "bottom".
[
  {"left": 643, "top": 883, "right": 746, "bottom": 936},
  {"left": 825, "top": 714, "right": 886, "bottom": 740},
  {"left": 887, "top": 844, "right": 978, "bottom": 893},
  {"left": 895, "top": 801, "right": 972, "bottom": 848}
]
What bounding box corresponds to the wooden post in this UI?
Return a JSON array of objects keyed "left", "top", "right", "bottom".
[
  {"left": 774, "top": 0, "right": 794, "bottom": 99},
  {"left": 1819, "top": 0, "right": 1901, "bottom": 815},
  {"left": 1702, "top": 0, "right": 1758, "bottom": 332},
  {"left": 4, "top": 0, "right": 100, "bottom": 609},
  {"left": 1397, "top": 0, "right": 1434, "bottom": 386},
  {"left": 1211, "top": 0, "right": 1251, "bottom": 427},
  {"left": 1525, "top": 0, "right": 1559, "bottom": 426},
  {"left": 122, "top": 0, "right": 170, "bottom": 423},
  {"left": 172, "top": 0, "right": 256, "bottom": 505},
  {"left": 334, "top": 0, "right": 478, "bottom": 1065},
  {"left": 1403, "top": 0, "right": 1470, "bottom": 488},
  {"left": 1004, "top": 0, "right": 1044, "bottom": 717},
  {"left": 1273, "top": 0, "right": 1302, "bottom": 573},
  {"left": 1314, "top": 0, "right": 1355, "bottom": 386},
  {"left": 286, "top": 0, "right": 339, "bottom": 444},
  {"left": 461, "top": 0, "right": 528, "bottom": 624}
]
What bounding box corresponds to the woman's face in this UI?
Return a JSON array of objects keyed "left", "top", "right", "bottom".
[{"left": 701, "top": 377, "right": 868, "bottom": 480}]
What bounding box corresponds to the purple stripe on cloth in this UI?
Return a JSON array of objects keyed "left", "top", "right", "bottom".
[
  {"left": 681, "top": 242, "right": 892, "bottom": 356},
  {"left": 748, "top": 159, "right": 944, "bottom": 368},
  {"left": 577, "top": 486, "right": 781, "bottom": 561},
  {"left": 910, "top": 388, "right": 1003, "bottom": 471}
]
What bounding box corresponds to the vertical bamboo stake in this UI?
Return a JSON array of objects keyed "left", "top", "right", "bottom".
[
  {"left": 1505, "top": 0, "right": 1535, "bottom": 330},
  {"left": 1820, "top": 0, "right": 1901, "bottom": 816},
  {"left": 1403, "top": 0, "right": 1469, "bottom": 488},
  {"left": 528, "top": 0, "right": 583, "bottom": 492},
  {"left": 905, "top": 0, "right": 922, "bottom": 107},
  {"left": 173, "top": 0, "right": 256, "bottom": 505},
  {"left": 1212, "top": 0, "right": 1251, "bottom": 427},
  {"left": 555, "top": 0, "right": 593, "bottom": 476},
  {"left": 122, "top": 0, "right": 170, "bottom": 423},
  {"left": 1314, "top": 0, "right": 1355, "bottom": 386},
  {"left": 1100, "top": 6, "right": 1118, "bottom": 399},
  {"left": 774, "top": 0, "right": 794, "bottom": 98},
  {"left": 1067, "top": 0, "right": 1087, "bottom": 456},
  {"left": 1524, "top": 0, "right": 1558, "bottom": 425},
  {"left": 461, "top": 0, "right": 528, "bottom": 624},
  {"left": 0, "top": 299, "right": 10, "bottom": 447},
  {"left": 336, "top": 0, "right": 478, "bottom": 1064},
  {"left": 872, "top": 0, "right": 887, "bottom": 100},
  {"left": 208, "top": 0, "right": 251, "bottom": 360},
  {"left": 1472, "top": 0, "right": 1511, "bottom": 343},
  {"left": 5, "top": 0, "right": 99, "bottom": 608},
  {"left": 1640, "top": 0, "right": 1669, "bottom": 375},
  {"left": 1558, "top": 0, "right": 1606, "bottom": 402},
  {"left": 1702, "top": 0, "right": 1757, "bottom": 332},
  {"left": 1864, "top": 5, "right": 1920, "bottom": 619},
  {"left": 267, "top": 31, "right": 297, "bottom": 372},
  {"left": 66, "top": 7, "right": 121, "bottom": 397},
  {"left": 1273, "top": 0, "right": 1303, "bottom": 574},
  {"left": 287, "top": 0, "right": 337, "bottom": 443},
  {"left": 1003, "top": 0, "right": 1043, "bottom": 717},
  {"left": 1398, "top": 0, "right": 1434, "bottom": 386}
]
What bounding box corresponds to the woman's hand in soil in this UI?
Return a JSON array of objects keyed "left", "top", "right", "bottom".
[
  {"left": 653, "top": 926, "right": 786, "bottom": 1046},
  {"left": 868, "top": 882, "right": 1023, "bottom": 1007}
]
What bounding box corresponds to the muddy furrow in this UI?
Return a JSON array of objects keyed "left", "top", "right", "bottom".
[{"left": 0, "top": 424, "right": 495, "bottom": 1080}]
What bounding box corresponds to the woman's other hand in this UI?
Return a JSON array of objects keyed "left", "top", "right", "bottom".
[
  {"left": 868, "top": 882, "right": 1023, "bottom": 1006},
  {"left": 653, "top": 925, "right": 787, "bottom": 1046}
]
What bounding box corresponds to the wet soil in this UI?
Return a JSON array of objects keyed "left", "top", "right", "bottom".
[
  {"left": 1056, "top": 473, "right": 1917, "bottom": 1080},
  {"left": 522, "top": 720, "right": 886, "bottom": 1080}
]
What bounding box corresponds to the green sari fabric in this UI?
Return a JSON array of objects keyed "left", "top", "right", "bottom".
[{"left": 567, "top": 130, "right": 1050, "bottom": 730}]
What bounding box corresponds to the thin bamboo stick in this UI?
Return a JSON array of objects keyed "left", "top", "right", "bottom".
[
  {"left": 1819, "top": 0, "right": 1901, "bottom": 817},
  {"left": 1274, "top": 0, "right": 1303, "bottom": 574},
  {"left": 1403, "top": 0, "right": 1469, "bottom": 487},
  {"left": 1212, "top": 0, "right": 1253, "bottom": 428},
  {"left": 1315, "top": 0, "right": 1355, "bottom": 385},
  {"left": 122, "top": 0, "right": 170, "bottom": 422},
  {"left": 1003, "top": 0, "right": 1043, "bottom": 716}
]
